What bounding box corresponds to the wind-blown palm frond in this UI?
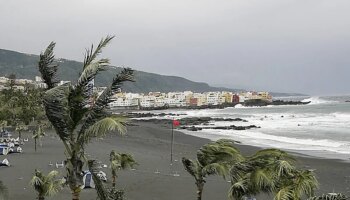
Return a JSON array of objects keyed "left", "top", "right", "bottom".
[
  {"left": 293, "top": 170, "right": 318, "bottom": 198},
  {"left": 229, "top": 178, "right": 249, "bottom": 200},
  {"left": 30, "top": 169, "right": 63, "bottom": 200},
  {"left": 182, "top": 157, "right": 199, "bottom": 178},
  {"left": 274, "top": 186, "right": 294, "bottom": 200},
  {"left": 38, "top": 42, "right": 58, "bottom": 89},
  {"left": 77, "top": 68, "right": 134, "bottom": 139},
  {"left": 80, "top": 116, "right": 127, "bottom": 144},
  {"left": 229, "top": 148, "right": 303, "bottom": 200},
  {"left": 202, "top": 162, "right": 230, "bottom": 178},
  {"left": 197, "top": 141, "right": 243, "bottom": 167},
  {"left": 88, "top": 160, "right": 125, "bottom": 200},
  {"left": 109, "top": 151, "right": 137, "bottom": 187},
  {"left": 308, "top": 193, "right": 349, "bottom": 200},
  {"left": 83, "top": 36, "right": 115, "bottom": 69},
  {"left": 43, "top": 85, "right": 73, "bottom": 141},
  {"left": 249, "top": 149, "right": 296, "bottom": 163}
]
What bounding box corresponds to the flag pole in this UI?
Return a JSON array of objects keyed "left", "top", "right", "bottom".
[{"left": 170, "top": 118, "right": 174, "bottom": 164}]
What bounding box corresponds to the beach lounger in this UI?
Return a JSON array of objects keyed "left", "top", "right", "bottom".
[
  {"left": 9, "top": 146, "right": 22, "bottom": 153},
  {"left": 0, "top": 146, "right": 9, "bottom": 155},
  {"left": 96, "top": 171, "right": 107, "bottom": 182},
  {"left": 56, "top": 161, "right": 64, "bottom": 168},
  {"left": 0, "top": 158, "right": 10, "bottom": 167}
]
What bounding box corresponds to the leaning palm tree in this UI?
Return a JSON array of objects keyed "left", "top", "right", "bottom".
[
  {"left": 0, "top": 180, "right": 9, "bottom": 200},
  {"left": 30, "top": 169, "right": 64, "bottom": 200},
  {"left": 182, "top": 139, "right": 244, "bottom": 200},
  {"left": 38, "top": 36, "right": 134, "bottom": 200},
  {"left": 109, "top": 150, "right": 137, "bottom": 187},
  {"left": 308, "top": 193, "right": 349, "bottom": 200}
]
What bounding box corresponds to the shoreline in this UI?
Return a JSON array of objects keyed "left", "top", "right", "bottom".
[{"left": 0, "top": 121, "right": 349, "bottom": 199}]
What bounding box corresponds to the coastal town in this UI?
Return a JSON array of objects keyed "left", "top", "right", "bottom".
[{"left": 0, "top": 76, "right": 272, "bottom": 109}]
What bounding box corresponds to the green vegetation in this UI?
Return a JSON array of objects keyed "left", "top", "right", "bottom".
[
  {"left": 308, "top": 193, "right": 349, "bottom": 200},
  {"left": 182, "top": 140, "right": 320, "bottom": 200},
  {"left": 229, "top": 149, "right": 318, "bottom": 200},
  {"left": 30, "top": 170, "right": 64, "bottom": 200},
  {"left": 88, "top": 160, "right": 125, "bottom": 200},
  {"left": 182, "top": 139, "right": 244, "bottom": 200},
  {"left": 109, "top": 150, "right": 137, "bottom": 187},
  {"left": 37, "top": 36, "right": 134, "bottom": 200},
  {"left": 0, "top": 87, "right": 45, "bottom": 126}
]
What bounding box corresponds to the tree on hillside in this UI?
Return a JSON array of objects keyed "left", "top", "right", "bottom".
[
  {"left": 109, "top": 150, "right": 137, "bottom": 187},
  {"left": 38, "top": 36, "right": 134, "bottom": 200},
  {"left": 30, "top": 169, "right": 64, "bottom": 200},
  {"left": 182, "top": 139, "right": 244, "bottom": 200}
]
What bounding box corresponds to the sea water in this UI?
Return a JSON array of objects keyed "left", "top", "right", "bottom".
[{"left": 148, "top": 96, "right": 350, "bottom": 160}]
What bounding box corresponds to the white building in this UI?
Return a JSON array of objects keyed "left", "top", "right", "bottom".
[{"left": 206, "top": 92, "right": 221, "bottom": 105}]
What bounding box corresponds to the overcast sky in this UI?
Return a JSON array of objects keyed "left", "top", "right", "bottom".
[{"left": 1, "top": 0, "right": 350, "bottom": 95}]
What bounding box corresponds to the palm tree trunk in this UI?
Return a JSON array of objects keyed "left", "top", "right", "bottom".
[
  {"left": 196, "top": 182, "right": 204, "bottom": 200},
  {"left": 72, "top": 189, "right": 80, "bottom": 200},
  {"left": 38, "top": 195, "right": 45, "bottom": 200},
  {"left": 112, "top": 175, "right": 116, "bottom": 187},
  {"left": 19, "top": 130, "right": 21, "bottom": 140},
  {"left": 34, "top": 138, "right": 37, "bottom": 152}
]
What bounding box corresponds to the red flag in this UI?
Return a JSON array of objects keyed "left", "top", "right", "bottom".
[{"left": 172, "top": 120, "right": 180, "bottom": 127}]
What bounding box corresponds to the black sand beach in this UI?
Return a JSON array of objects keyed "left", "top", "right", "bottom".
[{"left": 1, "top": 121, "right": 350, "bottom": 200}]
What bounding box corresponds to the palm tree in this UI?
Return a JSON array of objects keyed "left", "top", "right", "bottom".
[
  {"left": 37, "top": 36, "right": 134, "bottom": 200},
  {"left": 0, "top": 180, "right": 9, "bottom": 200},
  {"left": 182, "top": 139, "right": 244, "bottom": 200},
  {"left": 228, "top": 148, "right": 318, "bottom": 200},
  {"left": 274, "top": 169, "right": 318, "bottom": 200},
  {"left": 109, "top": 150, "right": 137, "bottom": 187},
  {"left": 30, "top": 169, "right": 64, "bottom": 200},
  {"left": 308, "top": 193, "right": 349, "bottom": 200},
  {"left": 88, "top": 160, "right": 125, "bottom": 200},
  {"left": 32, "top": 124, "right": 45, "bottom": 152},
  {"left": 15, "top": 123, "right": 28, "bottom": 140}
]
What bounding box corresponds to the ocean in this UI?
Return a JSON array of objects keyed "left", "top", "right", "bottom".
[{"left": 143, "top": 96, "right": 350, "bottom": 160}]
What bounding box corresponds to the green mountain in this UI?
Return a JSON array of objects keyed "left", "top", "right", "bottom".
[
  {"left": 0, "top": 48, "right": 306, "bottom": 96},
  {"left": 0, "top": 48, "right": 239, "bottom": 93}
]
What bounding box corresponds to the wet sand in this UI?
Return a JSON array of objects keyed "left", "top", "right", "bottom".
[{"left": 0, "top": 121, "right": 350, "bottom": 199}]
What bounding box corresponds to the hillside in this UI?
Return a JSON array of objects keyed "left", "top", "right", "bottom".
[
  {"left": 0, "top": 48, "right": 239, "bottom": 93},
  {"left": 0, "top": 48, "right": 306, "bottom": 96}
]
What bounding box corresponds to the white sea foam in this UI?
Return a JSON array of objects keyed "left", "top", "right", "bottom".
[
  {"left": 302, "top": 96, "right": 337, "bottom": 105},
  {"left": 144, "top": 97, "right": 350, "bottom": 159}
]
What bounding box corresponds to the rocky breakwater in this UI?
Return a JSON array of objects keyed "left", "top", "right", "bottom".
[
  {"left": 243, "top": 99, "right": 311, "bottom": 107},
  {"left": 178, "top": 117, "right": 259, "bottom": 131},
  {"left": 128, "top": 114, "right": 260, "bottom": 132}
]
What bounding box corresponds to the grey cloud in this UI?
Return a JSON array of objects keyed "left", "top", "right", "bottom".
[{"left": 1, "top": 0, "right": 349, "bottom": 95}]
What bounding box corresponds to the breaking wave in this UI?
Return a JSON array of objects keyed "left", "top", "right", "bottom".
[{"left": 302, "top": 97, "right": 337, "bottom": 105}]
